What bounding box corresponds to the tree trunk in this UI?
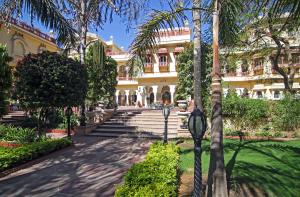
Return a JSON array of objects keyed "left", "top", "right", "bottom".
[
  {"left": 192, "top": 0, "right": 203, "bottom": 111},
  {"left": 79, "top": 0, "right": 87, "bottom": 126},
  {"left": 207, "top": 1, "right": 228, "bottom": 196}
]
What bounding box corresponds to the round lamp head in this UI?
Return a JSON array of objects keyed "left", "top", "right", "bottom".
[
  {"left": 188, "top": 108, "right": 207, "bottom": 139},
  {"left": 66, "top": 107, "right": 73, "bottom": 116}
]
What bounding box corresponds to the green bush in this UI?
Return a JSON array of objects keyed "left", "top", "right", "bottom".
[
  {"left": 0, "top": 124, "right": 36, "bottom": 143},
  {"left": 115, "top": 142, "right": 180, "bottom": 197},
  {"left": 0, "top": 138, "right": 71, "bottom": 171},
  {"left": 223, "top": 92, "right": 269, "bottom": 131},
  {"left": 271, "top": 94, "right": 300, "bottom": 131}
]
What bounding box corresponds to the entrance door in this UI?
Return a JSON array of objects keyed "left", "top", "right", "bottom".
[
  {"left": 149, "top": 93, "right": 154, "bottom": 104},
  {"left": 162, "top": 91, "right": 171, "bottom": 104}
]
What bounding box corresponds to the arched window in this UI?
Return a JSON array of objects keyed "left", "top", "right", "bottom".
[{"left": 14, "top": 41, "right": 26, "bottom": 57}]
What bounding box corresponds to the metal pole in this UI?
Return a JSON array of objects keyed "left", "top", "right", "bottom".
[
  {"left": 164, "top": 119, "right": 168, "bottom": 144},
  {"left": 194, "top": 140, "right": 202, "bottom": 197}
]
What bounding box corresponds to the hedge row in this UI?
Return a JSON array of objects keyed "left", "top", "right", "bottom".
[
  {"left": 115, "top": 142, "right": 180, "bottom": 197},
  {"left": 0, "top": 138, "right": 72, "bottom": 171}
]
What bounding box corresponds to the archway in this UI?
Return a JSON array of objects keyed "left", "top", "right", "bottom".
[
  {"left": 149, "top": 92, "right": 154, "bottom": 104},
  {"left": 161, "top": 86, "right": 171, "bottom": 104}
]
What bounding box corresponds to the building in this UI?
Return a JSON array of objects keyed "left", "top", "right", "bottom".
[
  {"left": 0, "top": 19, "right": 59, "bottom": 67},
  {"left": 110, "top": 27, "right": 191, "bottom": 107},
  {"left": 221, "top": 28, "right": 300, "bottom": 100}
]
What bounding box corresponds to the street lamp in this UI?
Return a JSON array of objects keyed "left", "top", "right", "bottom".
[
  {"left": 65, "top": 107, "right": 73, "bottom": 138},
  {"left": 162, "top": 105, "right": 170, "bottom": 143},
  {"left": 188, "top": 107, "right": 207, "bottom": 197}
]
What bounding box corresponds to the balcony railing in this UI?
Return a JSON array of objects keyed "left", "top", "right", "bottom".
[
  {"left": 144, "top": 64, "right": 153, "bottom": 73},
  {"left": 159, "top": 63, "right": 169, "bottom": 72},
  {"left": 223, "top": 72, "right": 236, "bottom": 77},
  {"left": 118, "top": 76, "right": 132, "bottom": 80}
]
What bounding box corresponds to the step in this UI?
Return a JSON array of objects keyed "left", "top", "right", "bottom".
[
  {"left": 110, "top": 116, "right": 178, "bottom": 121},
  {"left": 93, "top": 128, "right": 177, "bottom": 134},
  {"left": 102, "top": 121, "right": 178, "bottom": 127},
  {"left": 88, "top": 132, "right": 177, "bottom": 139}
]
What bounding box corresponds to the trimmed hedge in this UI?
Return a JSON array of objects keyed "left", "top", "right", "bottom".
[
  {"left": 0, "top": 138, "right": 72, "bottom": 171},
  {"left": 115, "top": 142, "right": 180, "bottom": 197}
]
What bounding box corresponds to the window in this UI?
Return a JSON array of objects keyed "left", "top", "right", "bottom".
[
  {"left": 254, "top": 58, "right": 264, "bottom": 68},
  {"left": 292, "top": 54, "right": 300, "bottom": 64},
  {"left": 274, "top": 90, "right": 280, "bottom": 99},
  {"left": 145, "top": 56, "right": 152, "bottom": 64},
  {"left": 257, "top": 91, "right": 263, "bottom": 99},
  {"left": 159, "top": 55, "right": 167, "bottom": 65}
]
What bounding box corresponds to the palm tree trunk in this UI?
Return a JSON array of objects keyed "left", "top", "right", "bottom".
[
  {"left": 207, "top": 0, "right": 228, "bottom": 196},
  {"left": 192, "top": 0, "right": 203, "bottom": 111},
  {"left": 79, "top": 0, "right": 87, "bottom": 126}
]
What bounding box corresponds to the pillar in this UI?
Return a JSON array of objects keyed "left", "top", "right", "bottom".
[
  {"left": 125, "top": 90, "right": 130, "bottom": 106},
  {"left": 115, "top": 90, "right": 119, "bottom": 105},
  {"left": 170, "top": 52, "right": 176, "bottom": 72},
  {"left": 169, "top": 85, "right": 176, "bottom": 104},
  {"left": 137, "top": 86, "right": 144, "bottom": 107},
  {"left": 153, "top": 54, "right": 159, "bottom": 73},
  {"left": 152, "top": 85, "right": 158, "bottom": 103}
]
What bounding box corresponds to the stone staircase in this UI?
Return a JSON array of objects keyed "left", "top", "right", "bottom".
[
  {"left": 0, "top": 111, "right": 26, "bottom": 126},
  {"left": 88, "top": 109, "right": 178, "bottom": 139}
]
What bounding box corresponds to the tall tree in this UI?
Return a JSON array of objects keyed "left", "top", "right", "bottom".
[
  {"left": 206, "top": 0, "right": 228, "bottom": 196},
  {"left": 0, "top": 44, "right": 12, "bottom": 117}
]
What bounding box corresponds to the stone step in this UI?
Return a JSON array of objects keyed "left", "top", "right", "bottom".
[
  {"left": 88, "top": 132, "right": 177, "bottom": 139},
  {"left": 93, "top": 128, "right": 177, "bottom": 134},
  {"left": 102, "top": 121, "right": 178, "bottom": 127},
  {"left": 98, "top": 124, "right": 177, "bottom": 131},
  {"left": 110, "top": 116, "right": 178, "bottom": 121}
]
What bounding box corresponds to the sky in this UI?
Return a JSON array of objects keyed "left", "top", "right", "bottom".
[{"left": 20, "top": 1, "right": 210, "bottom": 50}]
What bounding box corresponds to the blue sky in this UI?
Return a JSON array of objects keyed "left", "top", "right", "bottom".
[{"left": 21, "top": 1, "right": 209, "bottom": 50}]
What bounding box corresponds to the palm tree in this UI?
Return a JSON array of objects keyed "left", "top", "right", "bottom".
[{"left": 129, "top": 0, "right": 245, "bottom": 196}]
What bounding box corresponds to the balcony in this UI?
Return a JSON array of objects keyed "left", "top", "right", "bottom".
[
  {"left": 159, "top": 63, "right": 169, "bottom": 72},
  {"left": 144, "top": 64, "right": 153, "bottom": 73},
  {"left": 253, "top": 65, "right": 264, "bottom": 75},
  {"left": 223, "top": 71, "right": 236, "bottom": 77},
  {"left": 118, "top": 76, "right": 132, "bottom": 80}
]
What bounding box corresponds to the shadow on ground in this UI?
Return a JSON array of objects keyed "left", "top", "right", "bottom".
[
  {"left": 179, "top": 139, "right": 300, "bottom": 197},
  {"left": 0, "top": 136, "right": 152, "bottom": 197}
]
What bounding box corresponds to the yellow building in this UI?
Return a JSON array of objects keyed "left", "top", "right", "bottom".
[
  {"left": 0, "top": 19, "right": 59, "bottom": 66},
  {"left": 110, "top": 27, "right": 191, "bottom": 107},
  {"left": 222, "top": 30, "right": 300, "bottom": 99}
]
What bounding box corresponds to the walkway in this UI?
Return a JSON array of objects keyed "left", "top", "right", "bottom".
[{"left": 0, "top": 137, "right": 151, "bottom": 197}]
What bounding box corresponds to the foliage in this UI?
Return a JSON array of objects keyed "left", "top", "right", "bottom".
[
  {"left": 180, "top": 139, "right": 300, "bottom": 197},
  {"left": 223, "top": 91, "right": 268, "bottom": 131},
  {"left": 115, "top": 142, "right": 180, "bottom": 197},
  {"left": 0, "top": 44, "right": 12, "bottom": 117},
  {"left": 86, "top": 42, "right": 117, "bottom": 108},
  {"left": 271, "top": 94, "right": 300, "bottom": 131},
  {"left": 175, "top": 43, "right": 212, "bottom": 103},
  {"left": 15, "top": 51, "right": 87, "bottom": 110},
  {"left": 0, "top": 138, "right": 71, "bottom": 171},
  {"left": 45, "top": 109, "right": 79, "bottom": 129},
  {"left": 0, "top": 125, "right": 36, "bottom": 143}
]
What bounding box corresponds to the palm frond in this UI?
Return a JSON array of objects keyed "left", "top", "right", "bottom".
[
  {"left": 130, "top": 6, "right": 187, "bottom": 58},
  {"left": 0, "top": 0, "right": 77, "bottom": 46}
]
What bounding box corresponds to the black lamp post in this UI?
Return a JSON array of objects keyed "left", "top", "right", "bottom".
[
  {"left": 66, "top": 107, "right": 73, "bottom": 138},
  {"left": 188, "top": 107, "right": 207, "bottom": 197},
  {"left": 162, "top": 105, "right": 170, "bottom": 143}
]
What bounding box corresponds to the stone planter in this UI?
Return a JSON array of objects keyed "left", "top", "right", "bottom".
[
  {"left": 177, "top": 100, "right": 188, "bottom": 112},
  {"left": 0, "top": 141, "right": 22, "bottom": 148}
]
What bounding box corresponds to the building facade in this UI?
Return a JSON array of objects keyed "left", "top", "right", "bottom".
[
  {"left": 110, "top": 27, "right": 191, "bottom": 107},
  {"left": 221, "top": 29, "right": 300, "bottom": 100},
  {"left": 0, "top": 19, "right": 59, "bottom": 67}
]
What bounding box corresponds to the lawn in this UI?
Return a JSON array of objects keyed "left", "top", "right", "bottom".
[{"left": 179, "top": 139, "right": 300, "bottom": 197}]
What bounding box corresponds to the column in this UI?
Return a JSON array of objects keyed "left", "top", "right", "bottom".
[
  {"left": 264, "top": 57, "right": 272, "bottom": 75},
  {"left": 169, "top": 85, "right": 176, "bottom": 104},
  {"left": 152, "top": 85, "right": 158, "bottom": 103},
  {"left": 137, "top": 86, "right": 144, "bottom": 107},
  {"left": 236, "top": 60, "right": 242, "bottom": 76},
  {"left": 115, "top": 90, "right": 119, "bottom": 105},
  {"left": 125, "top": 90, "right": 130, "bottom": 106},
  {"left": 153, "top": 54, "right": 159, "bottom": 73},
  {"left": 170, "top": 52, "right": 176, "bottom": 72}
]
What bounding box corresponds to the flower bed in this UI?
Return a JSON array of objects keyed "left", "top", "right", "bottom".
[
  {"left": 115, "top": 142, "right": 180, "bottom": 197},
  {"left": 0, "top": 138, "right": 72, "bottom": 172}
]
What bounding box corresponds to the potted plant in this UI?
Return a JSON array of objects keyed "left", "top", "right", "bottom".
[
  {"left": 177, "top": 100, "right": 188, "bottom": 112},
  {"left": 180, "top": 117, "right": 188, "bottom": 129}
]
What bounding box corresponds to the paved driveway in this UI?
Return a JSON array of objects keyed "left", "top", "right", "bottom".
[{"left": 0, "top": 137, "right": 151, "bottom": 197}]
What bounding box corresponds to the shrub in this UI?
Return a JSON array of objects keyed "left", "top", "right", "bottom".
[
  {"left": 271, "top": 94, "right": 300, "bottom": 131},
  {"left": 0, "top": 138, "right": 71, "bottom": 171},
  {"left": 223, "top": 93, "right": 268, "bottom": 131},
  {"left": 115, "top": 142, "right": 180, "bottom": 197},
  {"left": 2, "top": 127, "right": 36, "bottom": 143}
]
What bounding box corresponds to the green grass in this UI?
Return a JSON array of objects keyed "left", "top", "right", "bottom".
[{"left": 180, "top": 139, "right": 300, "bottom": 197}]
